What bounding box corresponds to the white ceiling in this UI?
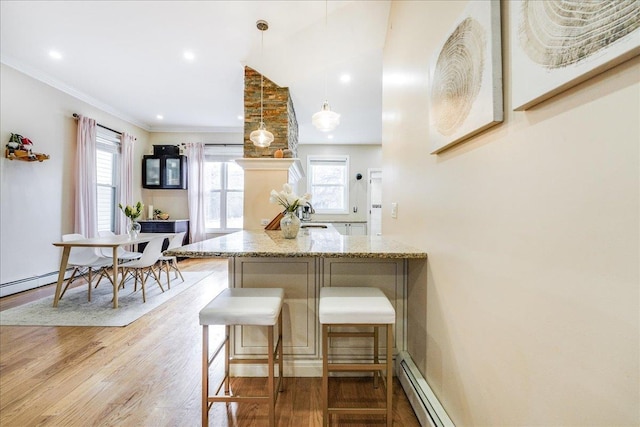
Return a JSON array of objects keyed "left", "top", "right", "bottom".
[{"left": 0, "top": 0, "right": 390, "bottom": 144}]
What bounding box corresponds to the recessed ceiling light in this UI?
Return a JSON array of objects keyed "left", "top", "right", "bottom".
[
  {"left": 49, "top": 50, "right": 62, "bottom": 60},
  {"left": 237, "top": 115, "right": 244, "bottom": 120},
  {"left": 156, "top": 114, "right": 164, "bottom": 120},
  {"left": 328, "top": 134, "right": 334, "bottom": 140},
  {"left": 183, "top": 51, "right": 195, "bottom": 61},
  {"left": 339, "top": 74, "right": 351, "bottom": 84}
]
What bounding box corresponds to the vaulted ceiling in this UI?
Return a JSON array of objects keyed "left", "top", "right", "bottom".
[{"left": 0, "top": 1, "right": 391, "bottom": 144}]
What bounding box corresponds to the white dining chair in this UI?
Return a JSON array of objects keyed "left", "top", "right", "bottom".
[
  {"left": 118, "top": 236, "right": 165, "bottom": 302},
  {"left": 98, "top": 230, "right": 142, "bottom": 262},
  {"left": 94, "top": 230, "right": 142, "bottom": 290},
  {"left": 157, "top": 231, "right": 186, "bottom": 289},
  {"left": 60, "top": 233, "right": 113, "bottom": 302}
]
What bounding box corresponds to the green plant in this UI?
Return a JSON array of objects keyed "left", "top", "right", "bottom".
[{"left": 119, "top": 201, "right": 144, "bottom": 221}]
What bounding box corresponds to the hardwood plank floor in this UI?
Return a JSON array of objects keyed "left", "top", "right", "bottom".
[{"left": 0, "top": 259, "right": 420, "bottom": 426}]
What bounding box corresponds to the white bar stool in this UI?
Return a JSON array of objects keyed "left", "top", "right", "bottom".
[
  {"left": 319, "top": 287, "right": 396, "bottom": 427},
  {"left": 199, "top": 288, "right": 284, "bottom": 427}
]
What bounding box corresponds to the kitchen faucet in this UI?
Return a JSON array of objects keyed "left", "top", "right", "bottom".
[
  {"left": 306, "top": 202, "right": 315, "bottom": 214},
  {"left": 300, "top": 202, "right": 315, "bottom": 221}
]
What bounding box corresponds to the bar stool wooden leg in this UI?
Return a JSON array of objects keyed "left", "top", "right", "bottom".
[
  {"left": 278, "top": 312, "right": 284, "bottom": 392},
  {"left": 322, "top": 324, "right": 329, "bottom": 427},
  {"left": 386, "top": 323, "right": 393, "bottom": 427},
  {"left": 374, "top": 326, "right": 380, "bottom": 388},
  {"left": 224, "top": 325, "right": 230, "bottom": 395},
  {"left": 202, "top": 325, "right": 209, "bottom": 427},
  {"left": 268, "top": 324, "right": 275, "bottom": 427}
]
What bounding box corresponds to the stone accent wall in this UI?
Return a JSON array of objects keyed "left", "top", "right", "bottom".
[{"left": 244, "top": 67, "right": 298, "bottom": 158}]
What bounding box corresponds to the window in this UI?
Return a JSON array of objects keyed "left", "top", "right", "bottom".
[
  {"left": 307, "top": 155, "right": 349, "bottom": 214},
  {"left": 96, "top": 128, "right": 120, "bottom": 233},
  {"left": 204, "top": 145, "right": 244, "bottom": 232}
]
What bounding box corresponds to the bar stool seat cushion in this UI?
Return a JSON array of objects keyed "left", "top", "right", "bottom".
[
  {"left": 319, "top": 287, "right": 395, "bottom": 324},
  {"left": 200, "top": 288, "right": 284, "bottom": 326}
]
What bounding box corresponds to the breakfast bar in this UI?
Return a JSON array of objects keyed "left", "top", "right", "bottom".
[{"left": 165, "top": 226, "right": 427, "bottom": 376}]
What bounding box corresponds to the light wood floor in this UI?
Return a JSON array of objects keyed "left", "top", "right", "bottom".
[{"left": 0, "top": 259, "right": 421, "bottom": 426}]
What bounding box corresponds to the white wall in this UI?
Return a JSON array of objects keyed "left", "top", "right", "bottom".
[
  {"left": 297, "top": 144, "right": 381, "bottom": 222},
  {"left": 383, "top": 1, "right": 639, "bottom": 425},
  {"left": 0, "top": 64, "right": 148, "bottom": 291}
]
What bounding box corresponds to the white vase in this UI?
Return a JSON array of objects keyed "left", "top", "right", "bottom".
[
  {"left": 129, "top": 220, "right": 141, "bottom": 239},
  {"left": 280, "top": 212, "right": 300, "bottom": 239}
]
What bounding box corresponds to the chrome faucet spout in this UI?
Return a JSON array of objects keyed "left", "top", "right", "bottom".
[{"left": 306, "top": 202, "right": 315, "bottom": 214}]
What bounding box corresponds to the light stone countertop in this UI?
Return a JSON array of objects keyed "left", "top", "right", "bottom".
[{"left": 165, "top": 229, "right": 427, "bottom": 259}]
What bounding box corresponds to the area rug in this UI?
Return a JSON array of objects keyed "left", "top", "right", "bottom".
[{"left": 0, "top": 271, "right": 212, "bottom": 327}]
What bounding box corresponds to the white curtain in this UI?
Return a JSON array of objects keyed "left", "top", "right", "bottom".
[
  {"left": 185, "top": 142, "right": 206, "bottom": 243},
  {"left": 118, "top": 132, "right": 136, "bottom": 234},
  {"left": 74, "top": 115, "right": 98, "bottom": 238}
]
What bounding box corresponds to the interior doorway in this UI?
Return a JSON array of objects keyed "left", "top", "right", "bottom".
[{"left": 367, "top": 169, "right": 382, "bottom": 236}]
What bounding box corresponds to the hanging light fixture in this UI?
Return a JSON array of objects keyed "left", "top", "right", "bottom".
[
  {"left": 312, "top": 0, "right": 340, "bottom": 132},
  {"left": 250, "top": 20, "right": 274, "bottom": 148}
]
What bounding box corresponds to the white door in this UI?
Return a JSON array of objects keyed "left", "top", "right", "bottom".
[{"left": 367, "top": 169, "right": 382, "bottom": 236}]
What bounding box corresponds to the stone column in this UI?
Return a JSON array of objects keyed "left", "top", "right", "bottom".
[{"left": 243, "top": 67, "right": 298, "bottom": 158}]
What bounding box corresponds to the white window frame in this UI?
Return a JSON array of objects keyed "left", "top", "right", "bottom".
[
  {"left": 96, "top": 128, "right": 120, "bottom": 233},
  {"left": 204, "top": 145, "right": 244, "bottom": 233},
  {"left": 307, "top": 155, "right": 350, "bottom": 214}
]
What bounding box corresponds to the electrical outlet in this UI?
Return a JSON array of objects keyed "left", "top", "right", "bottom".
[
  {"left": 260, "top": 218, "right": 269, "bottom": 226},
  {"left": 391, "top": 202, "right": 398, "bottom": 219}
]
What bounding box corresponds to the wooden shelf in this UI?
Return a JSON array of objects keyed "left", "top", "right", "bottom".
[{"left": 5, "top": 149, "right": 50, "bottom": 162}]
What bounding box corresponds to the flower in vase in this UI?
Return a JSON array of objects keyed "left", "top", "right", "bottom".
[
  {"left": 269, "top": 184, "right": 311, "bottom": 213},
  {"left": 119, "top": 201, "right": 144, "bottom": 221}
]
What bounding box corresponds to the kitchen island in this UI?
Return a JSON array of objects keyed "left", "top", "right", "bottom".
[{"left": 165, "top": 227, "right": 427, "bottom": 377}]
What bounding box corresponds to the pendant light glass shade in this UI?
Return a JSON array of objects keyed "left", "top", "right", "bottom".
[
  {"left": 250, "top": 122, "right": 274, "bottom": 147},
  {"left": 312, "top": 100, "right": 340, "bottom": 132}
]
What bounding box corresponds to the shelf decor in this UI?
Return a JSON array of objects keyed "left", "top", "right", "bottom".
[{"left": 5, "top": 133, "right": 50, "bottom": 162}]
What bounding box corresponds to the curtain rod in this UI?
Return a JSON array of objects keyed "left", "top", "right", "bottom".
[{"left": 72, "top": 113, "right": 136, "bottom": 140}]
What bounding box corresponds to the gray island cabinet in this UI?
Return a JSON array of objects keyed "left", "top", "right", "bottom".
[{"left": 165, "top": 227, "right": 427, "bottom": 377}]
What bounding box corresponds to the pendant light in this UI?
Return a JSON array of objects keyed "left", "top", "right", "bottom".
[
  {"left": 312, "top": 0, "right": 340, "bottom": 132},
  {"left": 250, "top": 20, "right": 274, "bottom": 148}
]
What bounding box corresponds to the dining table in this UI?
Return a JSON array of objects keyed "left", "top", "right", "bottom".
[{"left": 52, "top": 233, "right": 172, "bottom": 309}]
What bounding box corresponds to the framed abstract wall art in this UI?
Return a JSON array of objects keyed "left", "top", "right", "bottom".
[
  {"left": 511, "top": 0, "right": 640, "bottom": 111},
  {"left": 429, "top": 0, "right": 503, "bottom": 154}
]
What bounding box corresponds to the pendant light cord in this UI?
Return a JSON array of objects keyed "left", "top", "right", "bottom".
[
  {"left": 323, "top": 0, "right": 328, "bottom": 102},
  {"left": 260, "top": 29, "right": 265, "bottom": 124}
]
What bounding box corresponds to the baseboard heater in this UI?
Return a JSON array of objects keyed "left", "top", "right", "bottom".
[
  {"left": 0, "top": 270, "right": 71, "bottom": 298},
  {"left": 396, "top": 351, "right": 455, "bottom": 427}
]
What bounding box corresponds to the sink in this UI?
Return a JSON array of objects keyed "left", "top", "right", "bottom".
[{"left": 300, "top": 224, "right": 327, "bottom": 228}]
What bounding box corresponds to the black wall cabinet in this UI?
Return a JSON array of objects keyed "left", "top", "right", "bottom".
[{"left": 142, "top": 155, "right": 188, "bottom": 189}]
